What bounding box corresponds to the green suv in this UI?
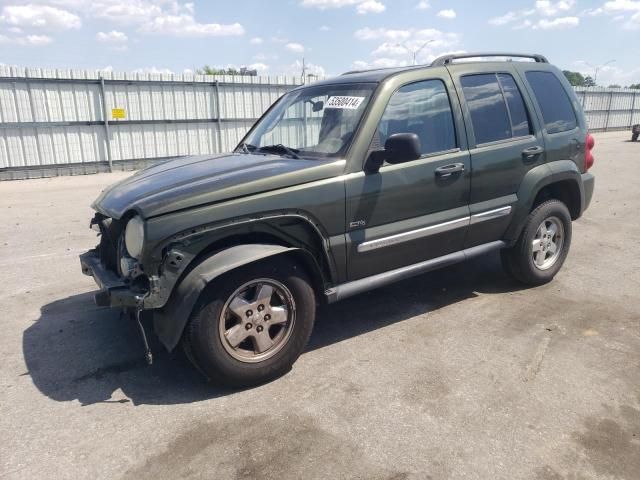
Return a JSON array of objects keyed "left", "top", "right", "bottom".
[{"left": 80, "top": 53, "right": 595, "bottom": 386}]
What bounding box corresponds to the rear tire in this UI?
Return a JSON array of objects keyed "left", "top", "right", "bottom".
[
  {"left": 501, "top": 200, "right": 572, "bottom": 286},
  {"left": 183, "top": 257, "right": 316, "bottom": 387}
]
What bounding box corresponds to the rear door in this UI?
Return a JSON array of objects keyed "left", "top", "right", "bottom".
[
  {"left": 344, "top": 71, "right": 471, "bottom": 280},
  {"left": 447, "top": 63, "right": 546, "bottom": 247}
]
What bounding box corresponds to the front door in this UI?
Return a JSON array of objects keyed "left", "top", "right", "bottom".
[{"left": 345, "top": 75, "right": 471, "bottom": 280}]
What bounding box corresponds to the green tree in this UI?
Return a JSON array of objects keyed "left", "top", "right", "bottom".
[
  {"left": 563, "top": 70, "right": 585, "bottom": 86},
  {"left": 629, "top": 83, "right": 640, "bottom": 89},
  {"left": 608, "top": 84, "right": 621, "bottom": 88},
  {"left": 197, "top": 65, "right": 224, "bottom": 75},
  {"left": 584, "top": 75, "right": 596, "bottom": 87}
]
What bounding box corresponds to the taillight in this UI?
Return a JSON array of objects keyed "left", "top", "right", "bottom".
[{"left": 585, "top": 132, "right": 595, "bottom": 171}]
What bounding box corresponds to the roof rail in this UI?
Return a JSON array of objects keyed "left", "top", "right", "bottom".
[{"left": 431, "top": 52, "right": 549, "bottom": 67}]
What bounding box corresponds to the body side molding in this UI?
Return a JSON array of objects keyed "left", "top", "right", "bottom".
[{"left": 356, "top": 206, "right": 513, "bottom": 254}]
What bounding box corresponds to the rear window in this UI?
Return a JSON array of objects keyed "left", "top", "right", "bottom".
[
  {"left": 525, "top": 71, "right": 577, "bottom": 134},
  {"left": 461, "top": 73, "right": 532, "bottom": 145}
]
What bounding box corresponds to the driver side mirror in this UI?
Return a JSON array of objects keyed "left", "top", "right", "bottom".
[{"left": 365, "top": 133, "right": 422, "bottom": 173}]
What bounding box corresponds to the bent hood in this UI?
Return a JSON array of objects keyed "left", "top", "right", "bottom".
[{"left": 93, "top": 153, "right": 346, "bottom": 219}]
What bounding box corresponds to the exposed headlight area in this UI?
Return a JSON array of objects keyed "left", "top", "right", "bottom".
[{"left": 124, "top": 215, "right": 145, "bottom": 260}]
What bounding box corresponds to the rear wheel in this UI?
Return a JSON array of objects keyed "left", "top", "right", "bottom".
[
  {"left": 501, "top": 199, "right": 572, "bottom": 285},
  {"left": 183, "top": 257, "right": 316, "bottom": 387}
]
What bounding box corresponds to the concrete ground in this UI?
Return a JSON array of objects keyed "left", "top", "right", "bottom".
[{"left": 1, "top": 131, "right": 639, "bottom": 480}]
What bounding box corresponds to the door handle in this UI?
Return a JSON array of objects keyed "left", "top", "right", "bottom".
[
  {"left": 435, "top": 163, "right": 465, "bottom": 177},
  {"left": 522, "top": 146, "right": 544, "bottom": 160}
]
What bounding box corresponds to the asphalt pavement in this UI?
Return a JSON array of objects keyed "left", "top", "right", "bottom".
[{"left": 1, "top": 131, "right": 639, "bottom": 480}]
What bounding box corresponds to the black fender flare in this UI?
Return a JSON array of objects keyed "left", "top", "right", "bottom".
[
  {"left": 152, "top": 243, "right": 302, "bottom": 351},
  {"left": 505, "top": 161, "right": 584, "bottom": 242}
]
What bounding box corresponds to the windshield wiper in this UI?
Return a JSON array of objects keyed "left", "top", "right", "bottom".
[
  {"left": 256, "top": 144, "right": 300, "bottom": 159},
  {"left": 236, "top": 142, "right": 257, "bottom": 154}
]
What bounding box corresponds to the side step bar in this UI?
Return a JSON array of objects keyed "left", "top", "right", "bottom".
[{"left": 325, "top": 241, "right": 506, "bottom": 303}]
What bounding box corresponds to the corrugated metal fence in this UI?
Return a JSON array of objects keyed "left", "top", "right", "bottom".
[
  {"left": 574, "top": 86, "right": 640, "bottom": 132},
  {"left": 1, "top": 66, "right": 639, "bottom": 180},
  {"left": 0, "top": 66, "right": 301, "bottom": 179}
]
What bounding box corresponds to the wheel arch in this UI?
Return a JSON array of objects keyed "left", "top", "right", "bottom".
[
  {"left": 505, "top": 161, "right": 584, "bottom": 243},
  {"left": 152, "top": 243, "right": 326, "bottom": 352}
]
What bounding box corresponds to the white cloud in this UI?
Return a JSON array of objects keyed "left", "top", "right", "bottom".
[
  {"left": 354, "top": 27, "right": 412, "bottom": 41},
  {"left": 355, "top": 27, "right": 462, "bottom": 68},
  {"left": 0, "top": 4, "right": 81, "bottom": 30},
  {"left": 319, "top": 25, "right": 331, "bottom": 31},
  {"left": 489, "top": 0, "right": 578, "bottom": 28},
  {"left": 416, "top": 1, "right": 430, "bottom": 9},
  {"left": 573, "top": 60, "right": 640, "bottom": 86},
  {"left": 595, "top": 0, "right": 640, "bottom": 28},
  {"left": 489, "top": 11, "right": 519, "bottom": 25},
  {"left": 247, "top": 62, "right": 269, "bottom": 73},
  {"left": 132, "top": 66, "right": 174, "bottom": 75},
  {"left": 300, "top": 0, "right": 386, "bottom": 15},
  {"left": 285, "top": 42, "right": 305, "bottom": 53},
  {"left": 90, "top": 1, "right": 162, "bottom": 24},
  {"left": 286, "top": 59, "right": 326, "bottom": 78},
  {"left": 437, "top": 9, "right": 456, "bottom": 19},
  {"left": 250, "top": 36, "right": 263, "bottom": 44},
  {"left": 533, "top": 15, "right": 579, "bottom": 28},
  {"left": 139, "top": 14, "right": 244, "bottom": 37},
  {"left": 356, "top": 0, "right": 385, "bottom": 14},
  {"left": 96, "top": 30, "right": 128, "bottom": 43},
  {"left": 535, "top": 0, "right": 575, "bottom": 16},
  {"left": 0, "top": 33, "right": 53, "bottom": 45},
  {"left": 602, "top": 0, "right": 640, "bottom": 12},
  {"left": 300, "top": 0, "right": 361, "bottom": 8}
]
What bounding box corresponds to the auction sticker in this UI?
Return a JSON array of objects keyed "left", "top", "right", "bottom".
[{"left": 325, "top": 96, "right": 365, "bottom": 109}]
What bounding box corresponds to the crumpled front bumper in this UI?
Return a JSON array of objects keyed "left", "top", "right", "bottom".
[{"left": 80, "top": 250, "right": 145, "bottom": 308}]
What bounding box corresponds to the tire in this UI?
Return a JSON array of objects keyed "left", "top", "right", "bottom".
[
  {"left": 182, "top": 257, "right": 316, "bottom": 387},
  {"left": 501, "top": 199, "right": 572, "bottom": 286}
]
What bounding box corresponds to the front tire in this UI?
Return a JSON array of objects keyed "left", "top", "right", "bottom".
[
  {"left": 501, "top": 199, "right": 572, "bottom": 286},
  {"left": 183, "top": 257, "right": 316, "bottom": 387}
]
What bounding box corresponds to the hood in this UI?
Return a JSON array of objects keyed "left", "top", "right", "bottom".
[{"left": 92, "top": 153, "right": 346, "bottom": 219}]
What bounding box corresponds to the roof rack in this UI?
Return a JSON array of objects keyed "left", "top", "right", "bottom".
[
  {"left": 431, "top": 52, "right": 549, "bottom": 67},
  {"left": 341, "top": 66, "right": 404, "bottom": 76}
]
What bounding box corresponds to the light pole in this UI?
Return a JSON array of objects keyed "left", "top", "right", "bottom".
[
  {"left": 395, "top": 40, "right": 434, "bottom": 66},
  {"left": 585, "top": 59, "right": 615, "bottom": 86}
]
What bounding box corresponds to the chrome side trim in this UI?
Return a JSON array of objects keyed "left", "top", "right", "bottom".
[
  {"left": 470, "top": 206, "right": 512, "bottom": 225},
  {"left": 357, "top": 216, "right": 469, "bottom": 253},
  {"left": 326, "top": 240, "right": 506, "bottom": 303}
]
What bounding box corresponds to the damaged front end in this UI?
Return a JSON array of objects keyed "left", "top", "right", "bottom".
[{"left": 80, "top": 213, "right": 150, "bottom": 308}]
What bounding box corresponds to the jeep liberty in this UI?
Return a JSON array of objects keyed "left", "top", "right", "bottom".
[{"left": 80, "top": 53, "right": 595, "bottom": 386}]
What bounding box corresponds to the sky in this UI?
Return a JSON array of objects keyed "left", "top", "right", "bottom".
[{"left": 0, "top": 0, "right": 639, "bottom": 86}]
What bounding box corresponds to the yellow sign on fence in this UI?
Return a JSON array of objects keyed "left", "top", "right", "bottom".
[{"left": 111, "top": 108, "right": 126, "bottom": 119}]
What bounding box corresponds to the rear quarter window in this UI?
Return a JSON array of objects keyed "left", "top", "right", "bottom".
[{"left": 525, "top": 71, "right": 577, "bottom": 134}]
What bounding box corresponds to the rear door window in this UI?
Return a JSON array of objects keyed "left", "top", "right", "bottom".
[
  {"left": 498, "top": 74, "right": 531, "bottom": 138},
  {"left": 525, "top": 71, "right": 577, "bottom": 134},
  {"left": 461, "top": 73, "right": 532, "bottom": 145}
]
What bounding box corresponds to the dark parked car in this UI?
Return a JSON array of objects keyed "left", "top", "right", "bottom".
[{"left": 81, "top": 53, "right": 595, "bottom": 386}]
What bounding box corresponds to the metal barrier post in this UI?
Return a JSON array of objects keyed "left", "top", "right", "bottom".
[
  {"left": 99, "top": 76, "right": 113, "bottom": 172},
  {"left": 604, "top": 89, "right": 613, "bottom": 132},
  {"left": 214, "top": 79, "right": 223, "bottom": 153}
]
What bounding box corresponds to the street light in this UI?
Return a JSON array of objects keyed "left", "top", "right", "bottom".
[
  {"left": 585, "top": 59, "right": 616, "bottom": 86},
  {"left": 395, "top": 40, "right": 434, "bottom": 66}
]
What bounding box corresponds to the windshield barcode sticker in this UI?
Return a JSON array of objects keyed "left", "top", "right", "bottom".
[{"left": 325, "top": 96, "right": 365, "bottom": 109}]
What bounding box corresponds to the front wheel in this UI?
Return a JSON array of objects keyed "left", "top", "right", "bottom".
[
  {"left": 501, "top": 199, "right": 572, "bottom": 286},
  {"left": 183, "top": 257, "right": 316, "bottom": 387}
]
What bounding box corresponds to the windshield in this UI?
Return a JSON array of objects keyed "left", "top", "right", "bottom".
[{"left": 239, "top": 83, "right": 375, "bottom": 158}]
